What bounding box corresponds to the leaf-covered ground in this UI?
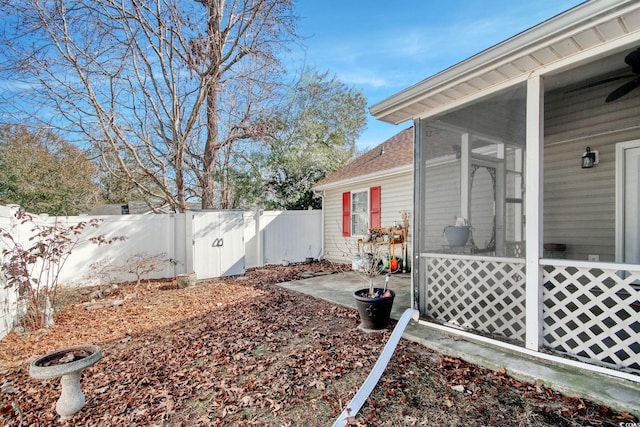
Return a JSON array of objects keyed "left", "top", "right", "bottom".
[{"left": 0, "top": 262, "right": 637, "bottom": 426}]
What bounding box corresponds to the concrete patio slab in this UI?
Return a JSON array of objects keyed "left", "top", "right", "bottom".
[
  {"left": 277, "top": 270, "right": 640, "bottom": 418},
  {"left": 284, "top": 271, "right": 411, "bottom": 320}
]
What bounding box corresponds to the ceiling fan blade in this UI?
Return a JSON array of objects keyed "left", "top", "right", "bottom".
[
  {"left": 606, "top": 76, "right": 640, "bottom": 102},
  {"left": 566, "top": 75, "right": 633, "bottom": 93},
  {"left": 624, "top": 48, "right": 640, "bottom": 73}
]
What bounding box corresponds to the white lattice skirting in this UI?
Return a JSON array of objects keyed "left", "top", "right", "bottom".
[
  {"left": 422, "top": 254, "right": 640, "bottom": 376},
  {"left": 543, "top": 262, "right": 640, "bottom": 375},
  {"left": 424, "top": 254, "right": 527, "bottom": 343}
]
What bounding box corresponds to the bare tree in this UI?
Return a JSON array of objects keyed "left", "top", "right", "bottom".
[
  {"left": 0, "top": 0, "right": 298, "bottom": 211},
  {"left": 228, "top": 68, "right": 368, "bottom": 209}
]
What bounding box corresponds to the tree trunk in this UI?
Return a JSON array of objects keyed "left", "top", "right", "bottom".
[
  {"left": 176, "top": 147, "right": 187, "bottom": 212},
  {"left": 220, "top": 144, "right": 233, "bottom": 209},
  {"left": 201, "top": 0, "right": 222, "bottom": 210},
  {"left": 202, "top": 82, "right": 219, "bottom": 209}
]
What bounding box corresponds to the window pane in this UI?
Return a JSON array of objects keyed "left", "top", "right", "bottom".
[
  {"left": 351, "top": 190, "right": 368, "bottom": 235},
  {"left": 352, "top": 191, "right": 367, "bottom": 212}
]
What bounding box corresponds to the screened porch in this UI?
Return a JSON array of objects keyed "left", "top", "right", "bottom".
[{"left": 414, "top": 49, "right": 640, "bottom": 377}]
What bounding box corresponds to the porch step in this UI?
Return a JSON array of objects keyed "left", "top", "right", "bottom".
[{"left": 402, "top": 321, "right": 640, "bottom": 418}]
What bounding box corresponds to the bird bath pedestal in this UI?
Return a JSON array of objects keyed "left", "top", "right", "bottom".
[{"left": 29, "top": 344, "right": 102, "bottom": 421}]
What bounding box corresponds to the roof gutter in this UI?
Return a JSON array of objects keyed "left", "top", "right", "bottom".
[{"left": 370, "top": 0, "right": 634, "bottom": 124}]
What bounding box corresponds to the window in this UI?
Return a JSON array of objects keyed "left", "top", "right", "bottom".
[{"left": 342, "top": 186, "right": 381, "bottom": 237}]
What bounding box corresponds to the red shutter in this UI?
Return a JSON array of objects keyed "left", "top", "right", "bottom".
[
  {"left": 370, "top": 186, "right": 381, "bottom": 229},
  {"left": 342, "top": 192, "right": 351, "bottom": 236}
]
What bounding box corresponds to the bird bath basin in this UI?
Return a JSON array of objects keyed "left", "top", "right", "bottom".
[{"left": 29, "top": 344, "right": 102, "bottom": 421}]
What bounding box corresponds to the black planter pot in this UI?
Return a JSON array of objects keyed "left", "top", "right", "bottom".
[{"left": 353, "top": 288, "right": 395, "bottom": 330}]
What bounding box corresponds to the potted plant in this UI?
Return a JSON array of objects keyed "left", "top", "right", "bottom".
[
  {"left": 443, "top": 216, "right": 471, "bottom": 247},
  {"left": 352, "top": 247, "right": 395, "bottom": 330}
]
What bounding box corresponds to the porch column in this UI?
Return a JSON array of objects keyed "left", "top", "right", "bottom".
[
  {"left": 525, "top": 75, "right": 544, "bottom": 351},
  {"left": 460, "top": 133, "right": 471, "bottom": 221}
]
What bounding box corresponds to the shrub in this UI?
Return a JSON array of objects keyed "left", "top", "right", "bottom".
[
  {"left": 0, "top": 208, "right": 124, "bottom": 330},
  {"left": 87, "top": 252, "right": 178, "bottom": 291}
]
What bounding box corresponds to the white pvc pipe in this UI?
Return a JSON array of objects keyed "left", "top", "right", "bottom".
[{"left": 332, "top": 308, "right": 420, "bottom": 427}]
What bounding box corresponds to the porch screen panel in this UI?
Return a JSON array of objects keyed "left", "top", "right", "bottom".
[
  {"left": 542, "top": 49, "right": 640, "bottom": 263},
  {"left": 418, "top": 84, "right": 526, "bottom": 258},
  {"left": 422, "top": 158, "right": 460, "bottom": 251}
]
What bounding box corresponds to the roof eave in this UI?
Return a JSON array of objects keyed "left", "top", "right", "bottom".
[{"left": 313, "top": 164, "right": 413, "bottom": 192}]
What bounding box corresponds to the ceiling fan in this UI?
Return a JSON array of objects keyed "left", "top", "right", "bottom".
[
  {"left": 569, "top": 47, "right": 640, "bottom": 102},
  {"left": 605, "top": 48, "right": 640, "bottom": 102}
]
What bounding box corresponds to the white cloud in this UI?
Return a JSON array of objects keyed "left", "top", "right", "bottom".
[{"left": 336, "top": 70, "right": 387, "bottom": 88}]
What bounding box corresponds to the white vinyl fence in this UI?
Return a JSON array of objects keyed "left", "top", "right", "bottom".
[
  {"left": 0, "top": 206, "right": 322, "bottom": 338},
  {"left": 244, "top": 210, "right": 323, "bottom": 268}
]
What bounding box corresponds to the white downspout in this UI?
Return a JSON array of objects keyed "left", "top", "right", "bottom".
[{"left": 332, "top": 309, "right": 420, "bottom": 426}]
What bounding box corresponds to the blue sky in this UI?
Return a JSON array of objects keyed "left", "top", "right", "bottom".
[{"left": 293, "top": 0, "right": 585, "bottom": 150}]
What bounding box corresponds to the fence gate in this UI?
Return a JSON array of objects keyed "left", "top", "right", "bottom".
[{"left": 192, "top": 211, "right": 245, "bottom": 279}]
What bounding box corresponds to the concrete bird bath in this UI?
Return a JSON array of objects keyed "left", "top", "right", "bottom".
[{"left": 29, "top": 344, "right": 102, "bottom": 421}]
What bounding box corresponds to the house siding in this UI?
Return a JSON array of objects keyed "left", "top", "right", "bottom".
[{"left": 322, "top": 171, "right": 413, "bottom": 264}]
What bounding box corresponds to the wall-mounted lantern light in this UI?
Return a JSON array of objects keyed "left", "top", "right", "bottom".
[
  {"left": 453, "top": 144, "right": 461, "bottom": 159},
  {"left": 581, "top": 146, "right": 599, "bottom": 169}
]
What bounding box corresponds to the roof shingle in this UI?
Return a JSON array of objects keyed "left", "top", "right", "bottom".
[{"left": 316, "top": 127, "right": 413, "bottom": 187}]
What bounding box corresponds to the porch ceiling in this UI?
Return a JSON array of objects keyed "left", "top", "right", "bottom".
[{"left": 371, "top": 0, "right": 640, "bottom": 124}]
